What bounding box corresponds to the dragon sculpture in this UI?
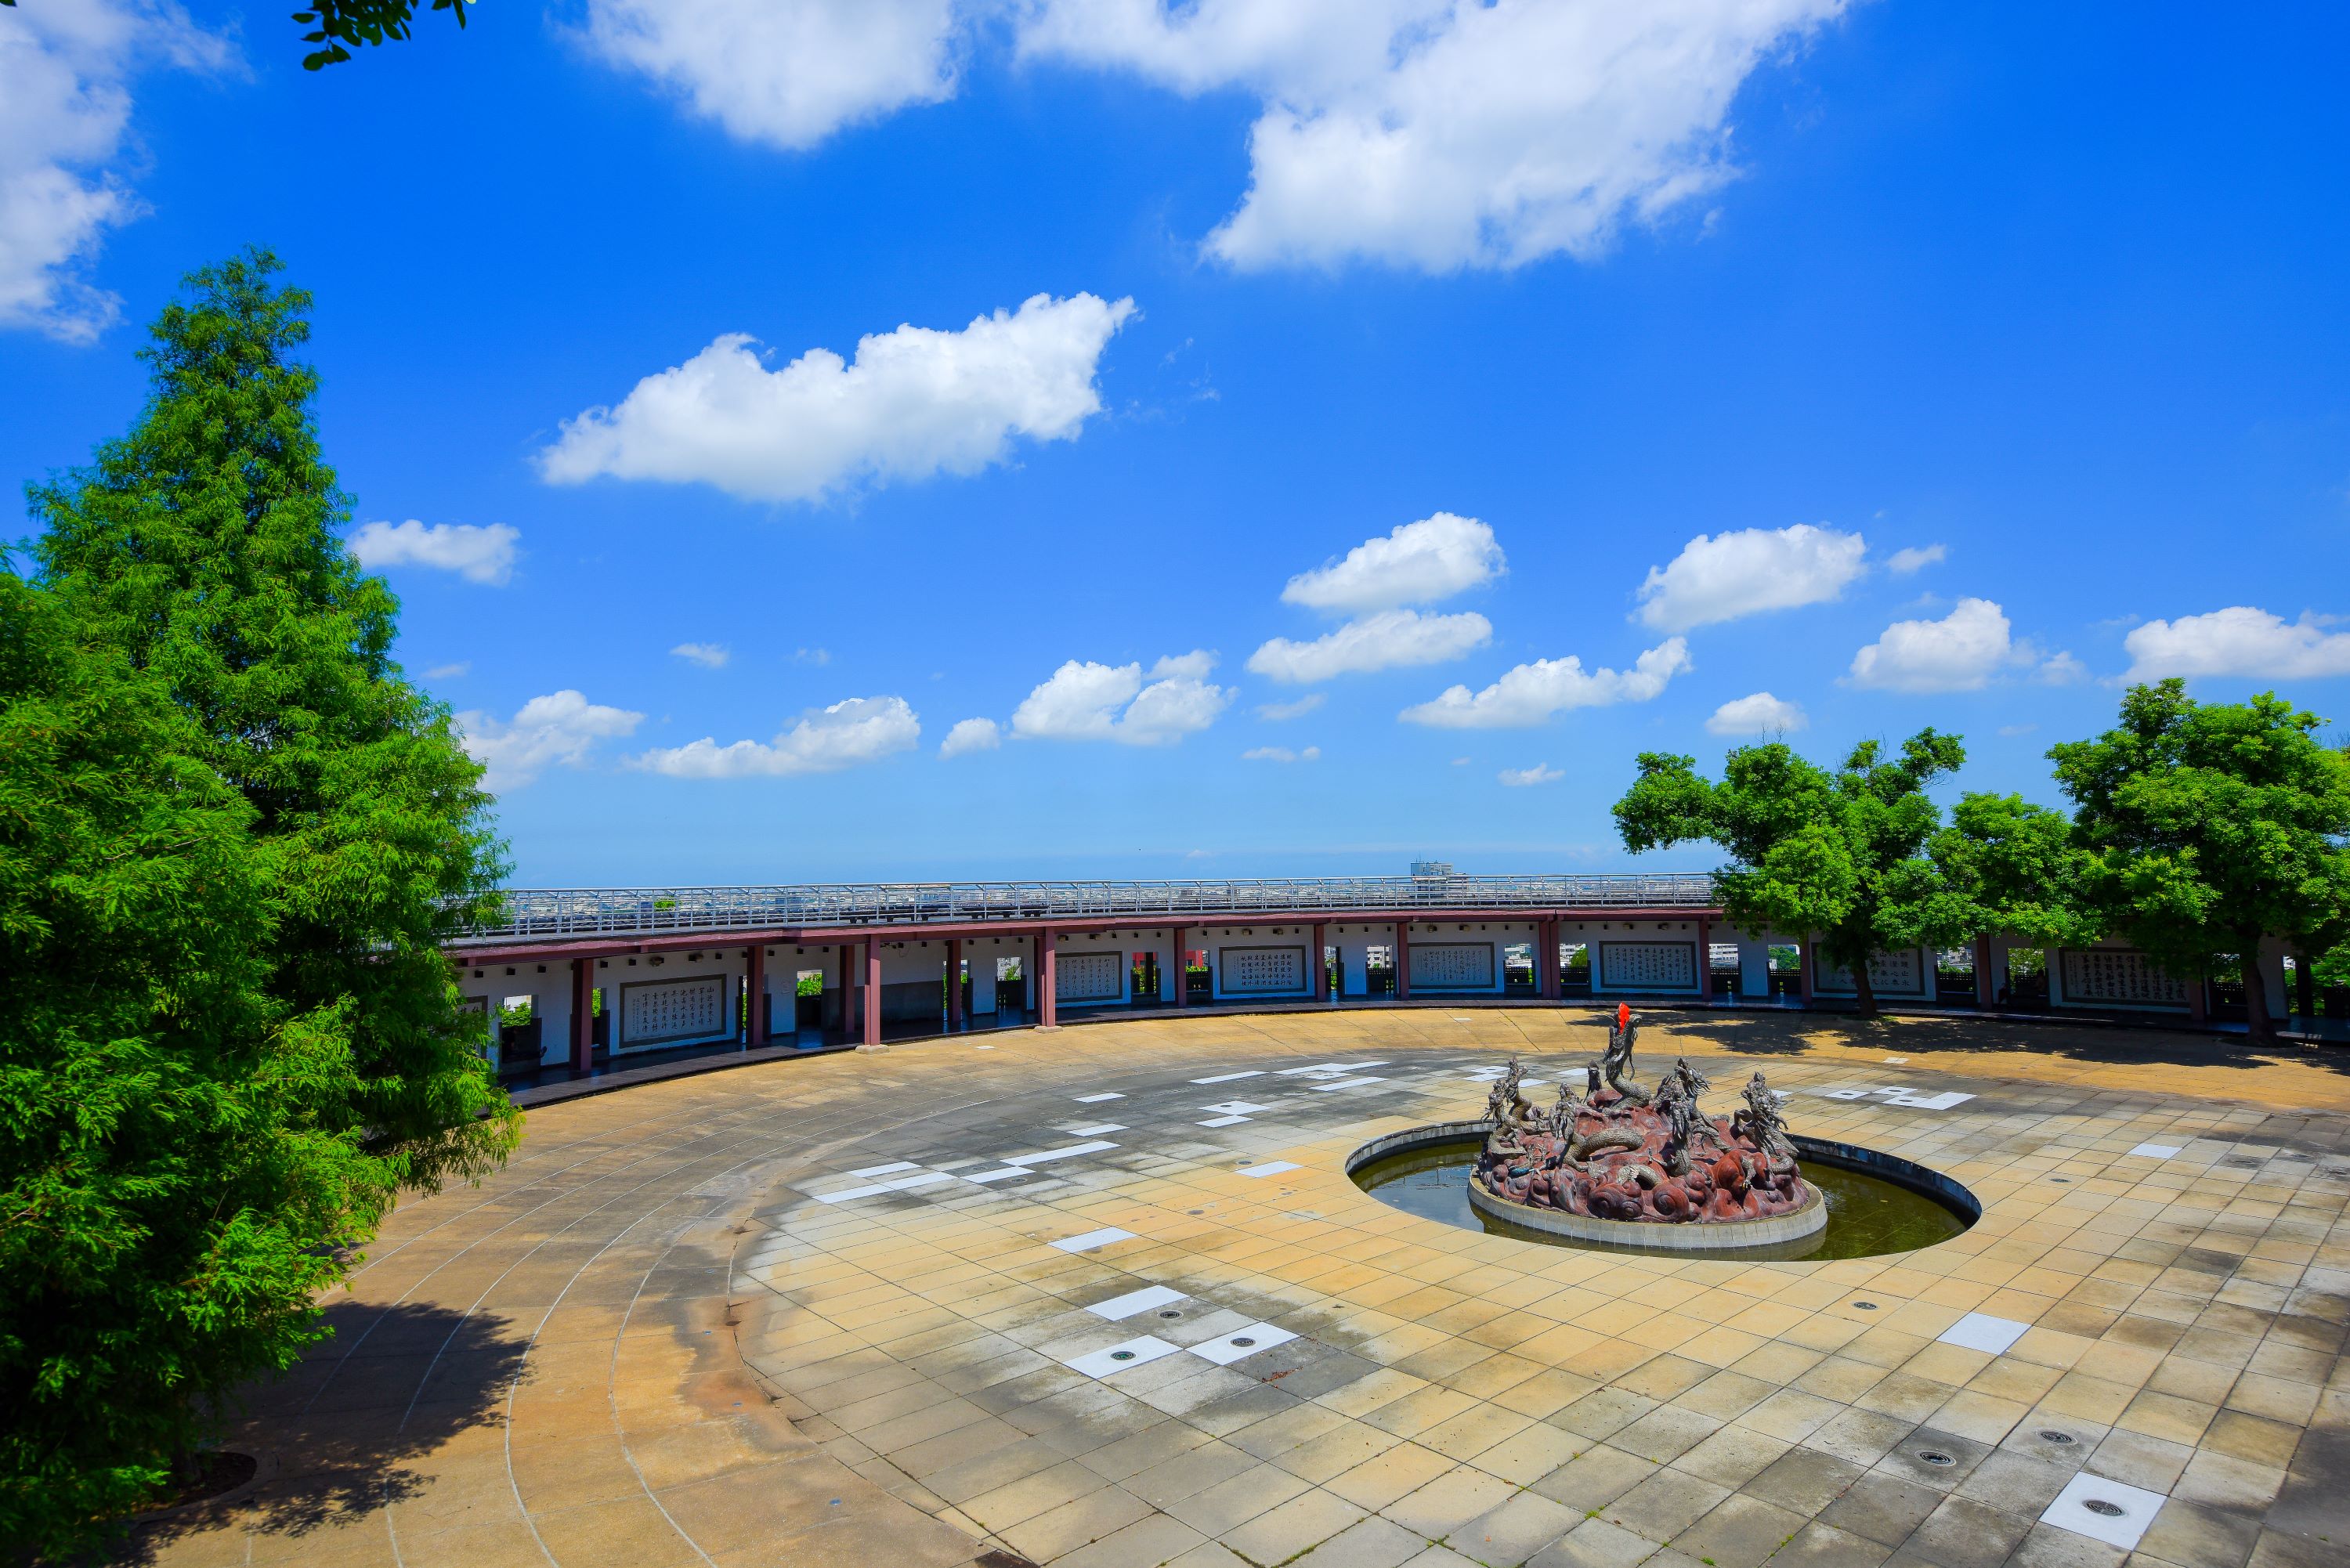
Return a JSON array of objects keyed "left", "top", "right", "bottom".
[{"left": 1473, "top": 1009, "right": 1809, "bottom": 1225}]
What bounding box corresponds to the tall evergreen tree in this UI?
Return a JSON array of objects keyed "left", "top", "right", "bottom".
[
  {"left": 0, "top": 573, "right": 390, "bottom": 1555},
  {"left": 28, "top": 247, "right": 517, "bottom": 1194},
  {"left": 2, "top": 250, "right": 519, "bottom": 1550}
]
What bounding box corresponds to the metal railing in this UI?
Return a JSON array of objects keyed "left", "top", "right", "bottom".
[{"left": 448, "top": 873, "right": 1720, "bottom": 944}]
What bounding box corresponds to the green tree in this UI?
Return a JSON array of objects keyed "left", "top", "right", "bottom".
[
  {"left": 6, "top": 250, "right": 519, "bottom": 1541},
  {"left": 1614, "top": 731, "right": 1967, "bottom": 1015},
  {"left": 0, "top": 574, "right": 392, "bottom": 1555},
  {"left": 2050, "top": 680, "right": 2350, "bottom": 1040},
  {"left": 1878, "top": 793, "right": 2097, "bottom": 962},
  {"left": 0, "top": 0, "right": 476, "bottom": 70}
]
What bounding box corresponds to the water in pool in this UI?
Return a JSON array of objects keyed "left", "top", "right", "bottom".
[{"left": 1354, "top": 1139, "right": 1969, "bottom": 1261}]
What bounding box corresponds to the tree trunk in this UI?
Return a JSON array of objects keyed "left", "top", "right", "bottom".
[
  {"left": 1853, "top": 957, "right": 1878, "bottom": 1018},
  {"left": 2243, "top": 938, "right": 2276, "bottom": 1043}
]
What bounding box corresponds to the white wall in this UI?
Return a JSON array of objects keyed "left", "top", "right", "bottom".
[{"left": 1564, "top": 919, "right": 1705, "bottom": 995}]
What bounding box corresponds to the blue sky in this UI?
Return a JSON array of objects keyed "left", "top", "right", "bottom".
[{"left": 5, "top": 2, "right": 2348, "bottom": 887}]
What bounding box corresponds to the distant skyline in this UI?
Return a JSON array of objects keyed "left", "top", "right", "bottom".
[{"left": 6, "top": 3, "right": 2348, "bottom": 885}]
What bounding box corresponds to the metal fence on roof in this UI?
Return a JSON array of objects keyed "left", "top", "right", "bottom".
[{"left": 446, "top": 873, "right": 1720, "bottom": 944}]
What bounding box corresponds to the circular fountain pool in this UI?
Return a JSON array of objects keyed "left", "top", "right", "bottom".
[{"left": 1350, "top": 1127, "right": 1976, "bottom": 1262}]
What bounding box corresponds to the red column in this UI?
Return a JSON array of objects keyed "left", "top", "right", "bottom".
[
  {"left": 946, "top": 939, "right": 964, "bottom": 1031},
  {"left": 1974, "top": 934, "right": 1994, "bottom": 1009},
  {"left": 1395, "top": 922, "right": 1412, "bottom": 1001},
  {"left": 571, "top": 958, "right": 595, "bottom": 1072},
  {"left": 1798, "top": 936, "right": 1816, "bottom": 1003},
  {"left": 837, "top": 942, "right": 855, "bottom": 1041},
  {"left": 1313, "top": 923, "right": 1329, "bottom": 1000},
  {"left": 1171, "top": 927, "right": 1187, "bottom": 1007},
  {"left": 1039, "top": 934, "right": 1058, "bottom": 1028},
  {"left": 1696, "top": 918, "right": 1712, "bottom": 1002},
  {"left": 862, "top": 940, "right": 882, "bottom": 1049},
  {"left": 747, "top": 945, "right": 768, "bottom": 1047}
]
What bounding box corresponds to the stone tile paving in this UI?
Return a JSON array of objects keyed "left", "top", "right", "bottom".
[{"left": 128, "top": 1010, "right": 2350, "bottom": 1568}]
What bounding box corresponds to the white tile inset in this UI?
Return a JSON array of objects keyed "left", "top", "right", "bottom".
[
  {"left": 1203, "top": 1101, "right": 1270, "bottom": 1115},
  {"left": 1086, "top": 1285, "right": 1185, "bottom": 1321},
  {"left": 2040, "top": 1472, "right": 2166, "bottom": 1550},
  {"left": 1311, "top": 1076, "right": 1386, "bottom": 1091},
  {"left": 1065, "top": 1122, "right": 1126, "bottom": 1136},
  {"left": 1188, "top": 1323, "right": 1297, "bottom": 1366},
  {"left": 1938, "top": 1312, "right": 2029, "bottom": 1355},
  {"left": 1192, "top": 1071, "right": 1264, "bottom": 1084},
  {"left": 1065, "top": 1335, "right": 1183, "bottom": 1378},
  {"left": 1073, "top": 1093, "right": 1125, "bottom": 1104},
  {"left": 1050, "top": 1227, "right": 1136, "bottom": 1253},
  {"left": 1003, "top": 1140, "right": 1118, "bottom": 1166},
  {"left": 1886, "top": 1090, "right": 1974, "bottom": 1110},
  {"left": 1198, "top": 1115, "right": 1249, "bottom": 1128},
  {"left": 2130, "top": 1142, "right": 2182, "bottom": 1159},
  {"left": 962, "top": 1167, "right": 1027, "bottom": 1183},
  {"left": 1238, "top": 1161, "right": 1301, "bottom": 1178},
  {"left": 812, "top": 1169, "right": 956, "bottom": 1204},
  {"left": 846, "top": 1162, "right": 920, "bottom": 1179}
]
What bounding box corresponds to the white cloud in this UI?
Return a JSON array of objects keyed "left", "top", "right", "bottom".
[
  {"left": 1886, "top": 544, "right": 1947, "bottom": 574},
  {"left": 1848, "top": 596, "right": 2045, "bottom": 692},
  {"left": 2037, "top": 651, "right": 2089, "bottom": 685},
  {"left": 1243, "top": 745, "right": 1321, "bottom": 763},
  {"left": 457, "top": 691, "right": 646, "bottom": 790},
  {"left": 0, "top": 2, "right": 234, "bottom": 342},
  {"left": 1247, "top": 609, "right": 1491, "bottom": 684},
  {"left": 1009, "top": 652, "right": 1231, "bottom": 745},
  {"left": 2122, "top": 607, "right": 2350, "bottom": 682},
  {"left": 538, "top": 292, "right": 1136, "bottom": 503},
  {"left": 1499, "top": 763, "right": 1564, "bottom": 786},
  {"left": 1635, "top": 524, "right": 1867, "bottom": 632},
  {"left": 1706, "top": 691, "right": 1807, "bottom": 735},
  {"left": 1280, "top": 512, "right": 1502, "bottom": 613},
  {"left": 1256, "top": 693, "right": 1325, "bottom": 721},
  {"left": 1998, "top": 723, "right": 2038, "bottom": 737},
  {"left": 671, "top": 641, "right": 730, "bottom": 668},
  {"left": 425, "top": 662, "right": 470, "bottom": 680},
  {"left": 1021, "top": 1, "right": 1849, "bottom": 273},
  {"left": 351, "top": 520, "right": 521, "bottom": 585},
  {"left": 794, "top": 646, "right": 831, "bottom": 666},
  {"left": 633, "top": 695, "right": 920, "bottom": 778},
  {"left": 940, "top": 716, "right": 1001, "bottom": 757},
  {"left": 579, "top": 0, "right": 961, "bottom": 150},
  {"left": 1401, "top": 637, "right": 1690, "bottom": 728}
]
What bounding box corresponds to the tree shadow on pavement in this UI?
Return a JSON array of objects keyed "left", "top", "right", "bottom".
[{"left": 113, "top": 1299, "right": 531, "bottom": 1563}]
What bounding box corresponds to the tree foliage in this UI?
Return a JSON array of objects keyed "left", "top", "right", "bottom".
[
  {"left": 0, "top": 575, "right": 385, "bottom": 1552},
  {"left": 2, "top": 249, "right": 517, "bottom": 1554},
  {"left": 0, "top": 0, "right": 472, "bottom": 70},
  {"left": 1614, "top": 732, "right": 1970, "bottom": 1013},
  {"left": 2050, "top": 680, "right": 2350, "bottom": 1039}
]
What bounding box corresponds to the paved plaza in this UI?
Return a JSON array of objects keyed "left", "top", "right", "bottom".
[{"left": 132, "top": 1010, "right": 2350, "bottom": 1568}]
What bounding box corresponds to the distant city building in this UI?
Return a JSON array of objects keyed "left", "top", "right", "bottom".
[{"left": 1410, "top": 860, "right": 1455, "bottom": 878}]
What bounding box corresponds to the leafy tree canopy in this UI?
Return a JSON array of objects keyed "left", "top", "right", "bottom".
[
  {"left": 0, "top": 0, "right": 472, "bottom": 71},
  {"left": 4, "top": 249, "right": 517, "bottom": 1554},
  {"left": 1614, "top": 731, "right": 2017, "bottom": 1013},
  {"left": 2050, "top": 679, "right": 2350, "bottom": 1037}
]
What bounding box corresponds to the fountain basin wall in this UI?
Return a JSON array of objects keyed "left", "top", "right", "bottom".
[{"left": 1350, "top": 1121, "right": 1976, "bottom": 1259}]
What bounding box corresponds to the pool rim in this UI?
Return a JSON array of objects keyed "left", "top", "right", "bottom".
[{"left": 1346, "top": 1120, "right": 1979, "bottom": 1255}]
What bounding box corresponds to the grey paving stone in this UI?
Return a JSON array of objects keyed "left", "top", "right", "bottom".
[
  {"left": 1901, "top": 1493, "right": 2032, "bottom": 1568},
  {"left": 2128, "top": 1495, "right": 2258, "bottom": 1568},
  {"left": 1670, "top": 1493, "right": 1809, "bottom": 1568},
  {"left": 1767, "top": 1519, "right": 1893, "bottom": 1568},
  {"left": 1746, "top": 1446, "right": 1867, "bottom": 1516},
  {"left": 1872, "top": 1429, "right": 1994, "bottom": 1494},
  {"left": 1951, "top": 1451, "right": 2074, "bottom": 1517},
  {"left": 1817, "top": 1473, "right": 1947, "bottom": 1548}
]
